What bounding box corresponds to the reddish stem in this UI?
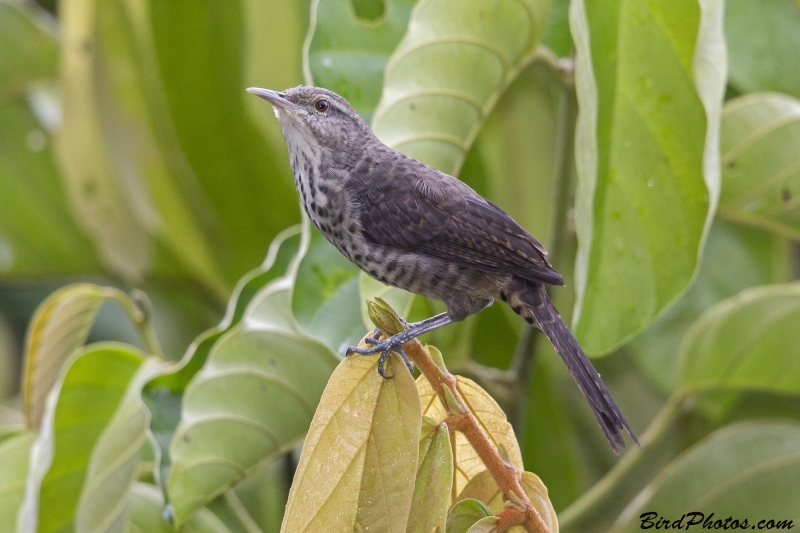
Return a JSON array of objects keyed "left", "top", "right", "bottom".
[{"left": 399, "top": 337, "right": 551, "bottom": 533}]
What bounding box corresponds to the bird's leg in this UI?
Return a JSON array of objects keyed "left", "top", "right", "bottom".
[{"left": 347, "top": 312, "right": 453, "bottom": 378}]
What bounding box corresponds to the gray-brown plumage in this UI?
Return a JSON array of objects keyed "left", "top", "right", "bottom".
[{"left": 248, "top": 85, "right": 637, "bottom": 453}]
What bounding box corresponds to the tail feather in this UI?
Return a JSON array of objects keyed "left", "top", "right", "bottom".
[{"left": 506, "top": 279, "right": 638, "bottom": 453}]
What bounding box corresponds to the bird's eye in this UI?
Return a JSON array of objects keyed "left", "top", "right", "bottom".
[{"left": 315, "top": 99, "right": 329, "bottom": 113}]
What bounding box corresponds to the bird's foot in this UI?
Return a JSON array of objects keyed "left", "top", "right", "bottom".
[{"left": 345, "top": 331, "right": 414, "bottom": 379}]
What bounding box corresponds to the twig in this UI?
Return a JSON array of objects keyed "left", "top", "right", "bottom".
[{"left": 396, "top": 335, "right": 551, "bottom": 533}]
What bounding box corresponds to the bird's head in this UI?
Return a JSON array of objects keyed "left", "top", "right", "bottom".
[{"left": 247, "top": 85, "right": 373, "bottom": 154}]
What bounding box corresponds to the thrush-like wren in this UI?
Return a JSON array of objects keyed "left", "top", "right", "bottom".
[{"left": 248, "top": 85, "right": 637, "bottom": 452}]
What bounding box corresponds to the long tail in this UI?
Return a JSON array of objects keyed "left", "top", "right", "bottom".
[{"left": 505, "top": 279, "right": 638, "bottom": 453}]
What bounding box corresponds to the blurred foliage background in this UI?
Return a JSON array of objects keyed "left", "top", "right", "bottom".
[{"left": 2, "top": 0, "right": 800, "bottom": 531}]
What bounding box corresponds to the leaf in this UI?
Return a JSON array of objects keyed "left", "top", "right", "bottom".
[
  {"left": 459, "top": 60, "right": 564, "bottom": 246},
  {"left": 144, "top": 226, "right": 302, "bottom": 492},
  {"left": 129, "top": 483, "right": 230, "bottom": 533},
  {"left": 447, "top": 499, "right": 494, "bottom": 533},
  {"left": 280, "top": 350, "right": 421, "bottom": 533},
  {"left": 610, "top": 421, "right": 800, "bottom": 531},
  {"left": 372, "top": 0, "right": 556, "bottom": 175},
  {"left": 0, "top": 432, "right": 35, "bottom": 530},
  {"left": 148, "top": 0, "right": 300, "bottom": 285},
  {"left": 628, "top": 219, "right": 789, "bottom": 392},
  {"left": 466, "top": 516, "right": 499, "bottom": 533},
  {"left": 456, "top": 471, "right": 558, "bottom": 533},
  {"left": 0, "top": 97, "right": 100, "bottom": 278},
  {"left": 0, "top": 0, "right": 57, "bottom": 100},
  {"left": 569, "top": 0, "right": 726, "bottom": 353},
  {"left": 23, "top": 283, "right": 142, "bottom": 430},
  {"left": 360, "top": 273, "right": 416, "bottom": 333},
  {"left": 417, "top": 374, "right": 523, "bottom": 499},
  {"left": 718, "top": 93, "right": 800, "bottom": 239},
  {"left": 58, "top": 0, "right": 228, "bottom": 294},
  {"left": 168, "top": 220, "right": 341, "bottom": 526},
  {"left": 406, "top": 420, "right": 452, "bottom": 533},
  {"left": 292, "top": 228, "right": 364, "bottom": 353},
  {"left": 725, "top": 0, "right": 800, "bottom": 99},
  {"left": 304, "top": 0, "right": 418, "bottom": 121},
  {"left": 75, "top": 357, "right": 167, "bottom": 533},
  {"left": 18, "top": 343, "right": 148, "bottom": 533},
  {"left": 679, "top": 283, "right": 800, "bottom": 395}
]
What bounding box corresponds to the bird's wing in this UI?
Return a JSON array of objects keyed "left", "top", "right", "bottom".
[{"left": 355, "top": 176, "right": 564, "bottom": 286}]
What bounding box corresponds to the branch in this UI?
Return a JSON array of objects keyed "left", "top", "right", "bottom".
[
  {"left": 366, "top": 302, "right": 551, "bottom": 533},
  {"left": 404, "top": 339, "right": 550, "bottom": 533}
]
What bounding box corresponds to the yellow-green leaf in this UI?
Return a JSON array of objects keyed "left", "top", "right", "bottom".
[
  {"left": 23, "top": 283, "right": 132, "bottom": 430},
  {"left": 457, "top": 470, "right": 558, "bottom": 533},
  {"left": 281, "top": 350, "right": 421, "bottom": 533},
  {"left": 417, "top": 374, "right": 523, "bottom": 499},
  {"left": 406, "top": 420, "right": 452, "bottom": 533}
]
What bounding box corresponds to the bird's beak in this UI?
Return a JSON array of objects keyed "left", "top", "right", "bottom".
[{"left": 246, "top": 87, "right": 296, "bottom": 110}]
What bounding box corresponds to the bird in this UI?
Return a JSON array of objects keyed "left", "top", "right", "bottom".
[{"left": 247, "top": 85, "right": 637, "bottom": 452}]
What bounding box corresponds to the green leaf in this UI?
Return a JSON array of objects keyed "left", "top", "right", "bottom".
[
  {"left": 129, "top": 483, "right": 231, "bottom": 533},
  {"left": 144, "top": 226, "right": 302, "bottom": 491},
  {"left": 447, "top": 499, "right": 494, "bottom": 533},
  {"left": 0, "top": 432, "right": 35, "bottom": 530},
  {"left": 18, "top": 343, "right": 148, "bottom": 533},
  {"left": 75, "top": 358, "right": 166, "bottom": 533},
  {"left": 280, "top": 351, "right": 420, "bottom": 533},
  {"left": 679, "top": 283, "right": 800, "bottom": 395},
  {"left": 304, "top": 0, "right": 418, "bottom": 121},
  {"left": 22, "top": 283, "right": 139, "bottom": 430},
  {"left": 569, "top": 0, "right": 726, "bottom": 353},
  {"left": 168, "top": 220, "right": 340, "bottom": 526},
  {"left": 0, "top": 0, "right": 57, "bottom": 100},
  {"left": 610, "top": 421, "right": 800, "bottom": 531},
  {"left": 725, "top": 0, "right": 800, "bottom": 99},
  {"left": 372, "top": 0, "right": 556, "bottom": 175},
  {"left": 58, "top": 0, "right": 228, "bottom": 295},
  {"left": 148, "top": 0, "right": 300, "bottom": 285},
  {"left": 406, "top": 420, "right": 452, "bottom": 533},
  {"left": 718, "top": 93, "right": 800, "bottom": 239},
  {"left": 459, "top": 60, "right": 565, "bottom": 246},
  {"left": 0, "top": 97, "right": 100, "bottom": 278},
  {"left": 456, "top": 470, "right": 558, "bottom": 533},
  {"left": 292, "top": 228, "right": 363, "bottom": 353},
  {"left": 628, "top": 220, "right": 789, "bottom": 392},
  {"left": 466, "top": 516, "right": 499, "bottom": 533}
]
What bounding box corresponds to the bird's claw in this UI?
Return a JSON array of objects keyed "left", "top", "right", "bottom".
[{"left": 345, "top": 334, "right": 414, "bottom": 379}]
